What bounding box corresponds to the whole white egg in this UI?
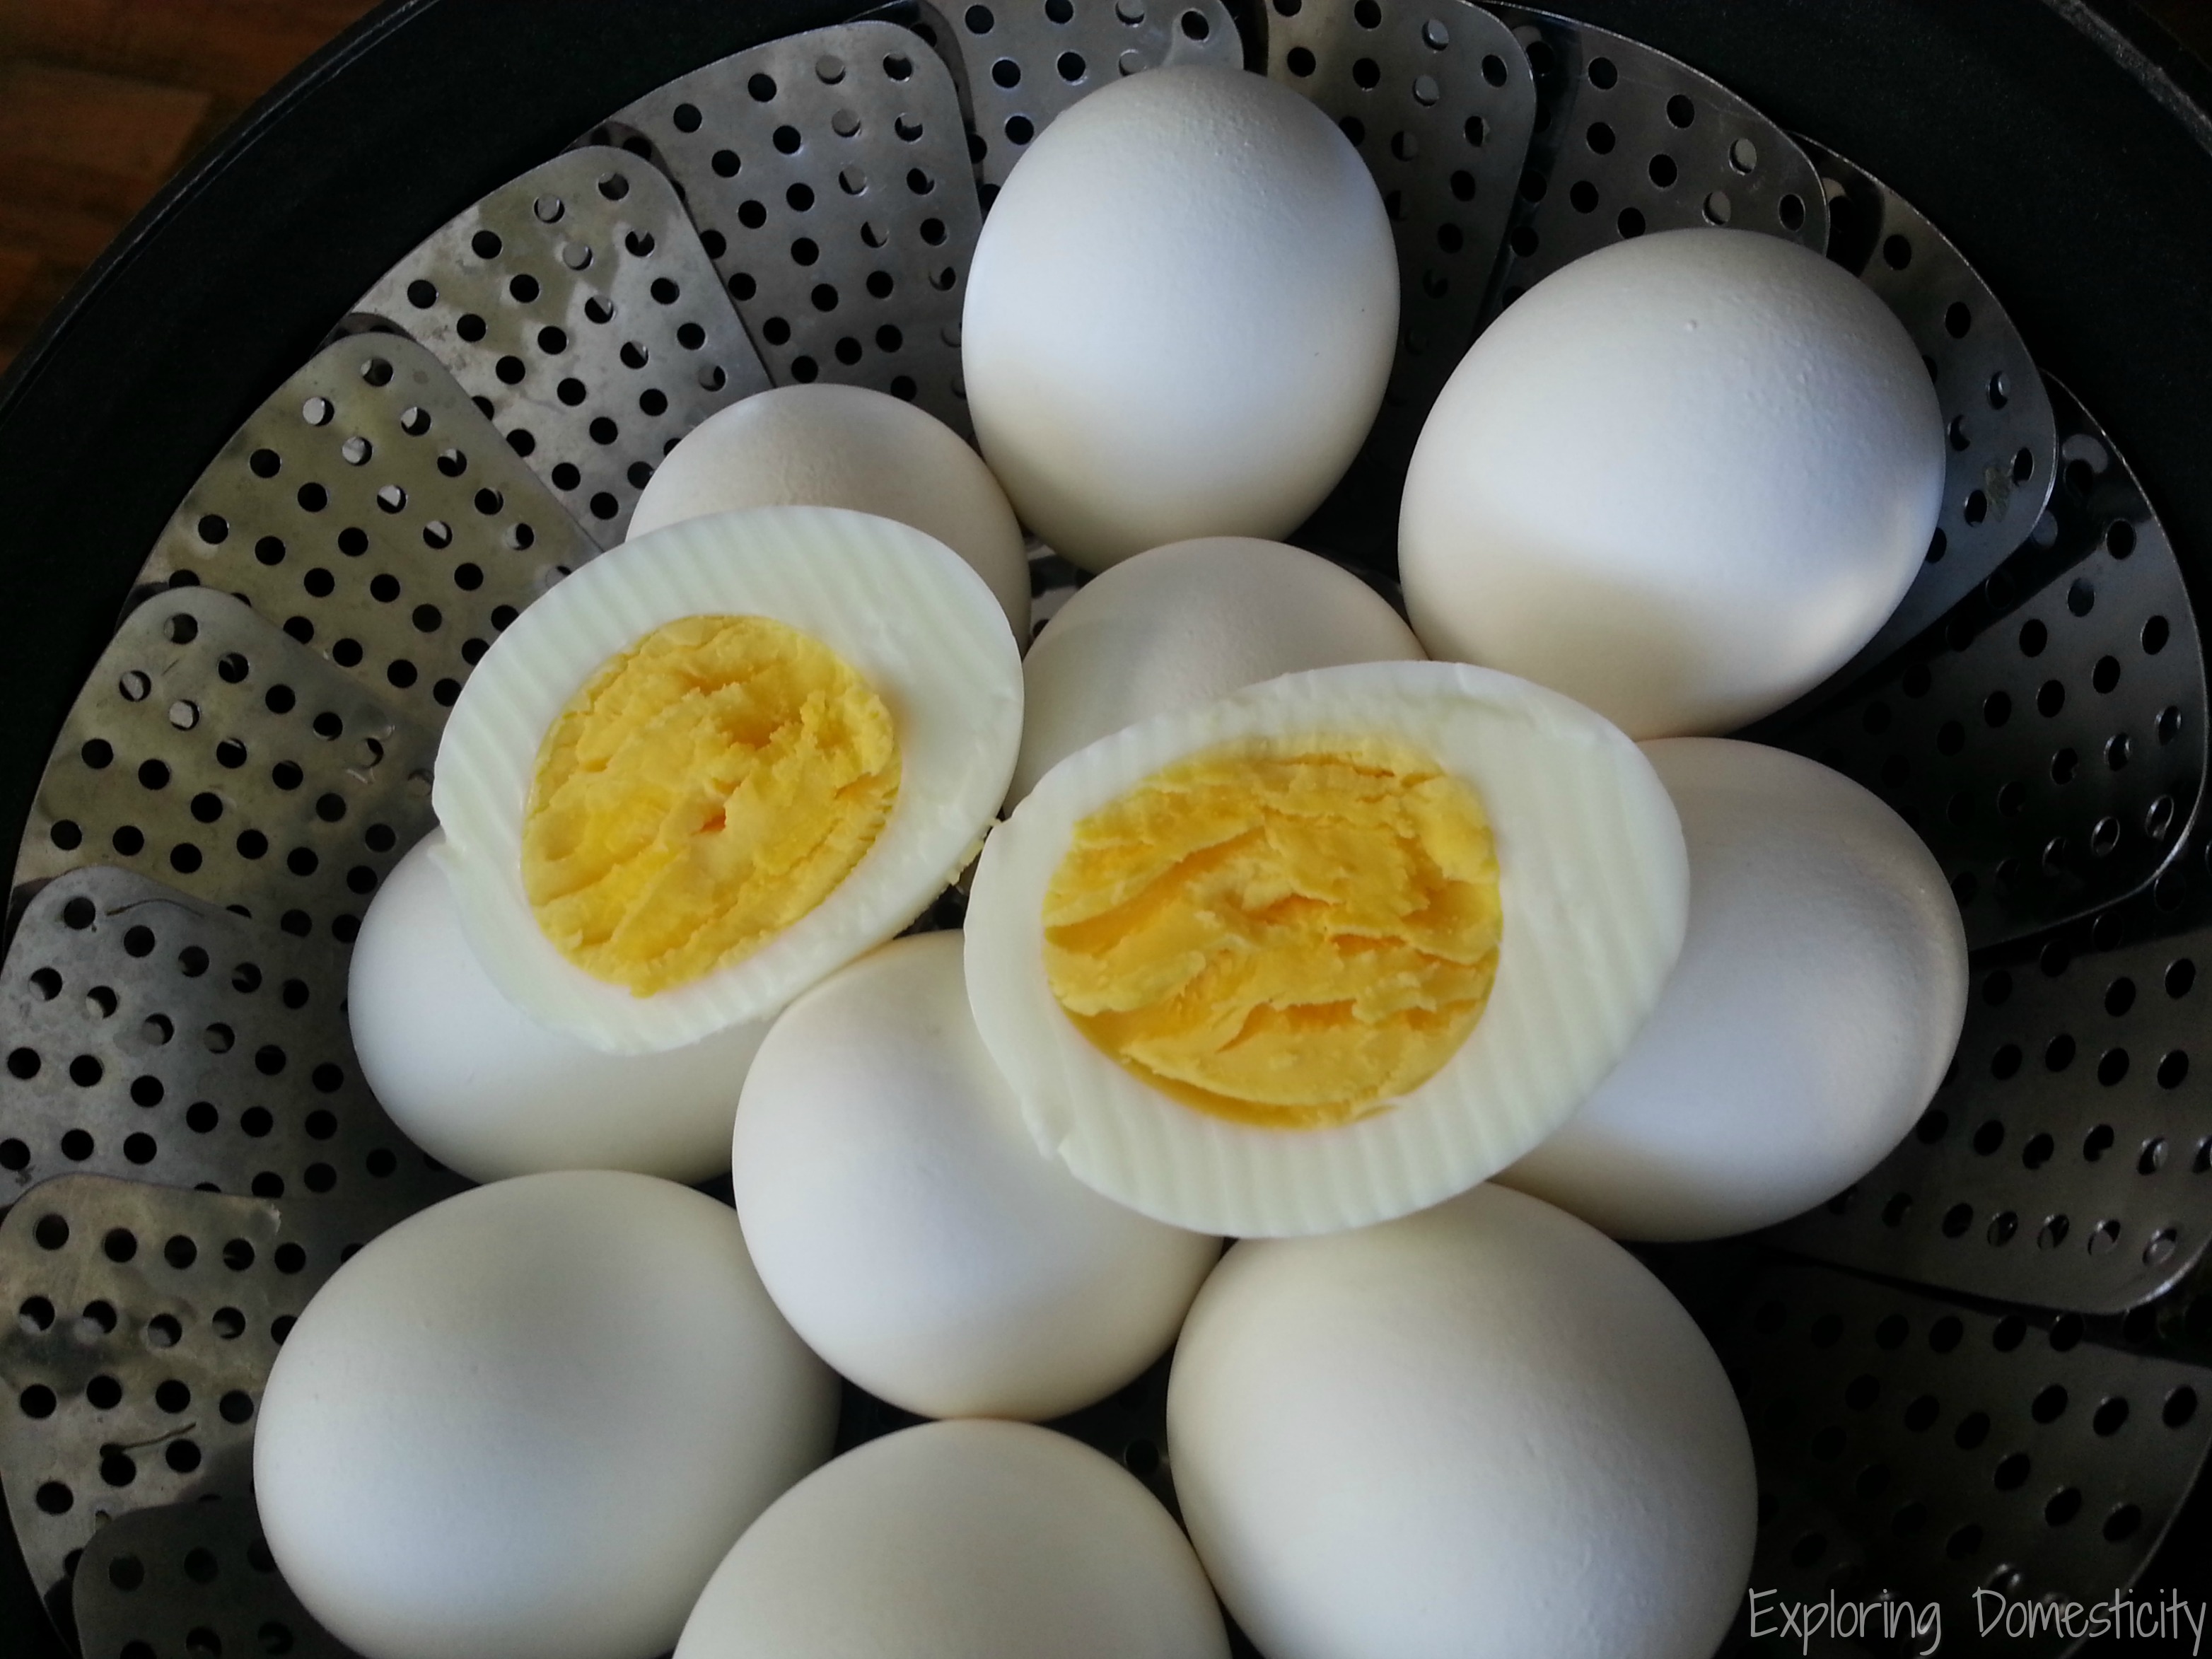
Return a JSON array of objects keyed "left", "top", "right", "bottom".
[
  {"left": 629, "top": 384, "right": 1030, "bottom": 638},
  {"left": 1168, "top": 1183, "right": 1754, "bottom": 1659},
  {"left": 962, "top": 64, "right": 1397, "bottom": 572},
  {"left": 733, "top": 931, "right": 1216, "bottom": 1420},
  {"left": 675, "top": 1419, "right": 1228, "bottom": 1659},
  {"left": 254, "top": 1171, "right": 838, "bottom": 1659},
  {"left": 349, "top": 832, "right": 771, "bottom": 1184},
  {"left": 1011, "top": 537, "right": 1424, "bottom": 804},
  {"left": 1400, "top": 227, "right": 1945, "bottom": 738},
  {"left": 1499, "top": 736, "right": 1967, "bottom": 1240}
]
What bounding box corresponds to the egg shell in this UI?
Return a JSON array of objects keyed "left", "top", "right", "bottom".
[
  {"left": 1011, "top": 536, "right": 1424, "bottom": 804},
  {"left": 962, "top": 64, "right": 1398, "bottom": 572},
  {"left": 254, "top": 1171, "right": 839, "bottom": 1659},
  {"left": 433, "top": 505, "right": 1024, "bottom": 1054},
  {"left": 1498, "top": 736, "right": 1968, "bottom": 1240},
  {"left": 733, "top": 932, "right": 1218, "bottom": 1419},
  {"left": 675, "top": 1419, "right": 1228, "bottom": 1659},
  {"left": 1399, "top": 227, "right": 1945, "bottom": 738},
  {"left": 349, "top": 832, "right": 770, "bottom": 1184},
  {"left": 628, "top": 384, "right": 1030, "bottom": 638},
  {"left": 965, "top": 659, "right": 1688, "bottom": 1238},
  {"left": 1168, "top": 1183, "right": 1755, "bottom": 1659}
]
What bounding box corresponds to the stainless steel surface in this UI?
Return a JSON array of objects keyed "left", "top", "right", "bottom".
[
  {"left": 1265, "top": 0, "right": 1535, "bottom": 552},
  {"left": 1764, "top": 379, "right": 2206, "bottom": 956},
  {"left": 1722, "top": 1260, "right": 2212, "bottom": 1655},
  {"left": 1482, "top": 5, "right": 1828, "bottom": 314},
  {"left": 1802, "top": 136, "right": 2061, "bottom": 694},
  {"left": 351, "top": 146, "right": 772, "bottom": 547},
  {"left": 129, "top": 331, "right": 599, "bottom": 725},
  {"left": 13, "top": 589, "right": 440, "bottom": 941},
  {"left": 590, "top": 21, "right": 981, "bottom": 435},
  {"left": 921, "top": 0, "right": 1240, "bottom": 189}
]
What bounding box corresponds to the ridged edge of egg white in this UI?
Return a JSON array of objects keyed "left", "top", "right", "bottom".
[
  {"left": 962, "top": 660, "right": 1689, "bottom": 1237},
  {"left": 433, "top": 505, "right": 1023, "bottom": 1054}
]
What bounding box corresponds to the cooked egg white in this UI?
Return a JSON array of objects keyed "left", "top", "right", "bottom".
[
  {"left": 434, "top": 506, "right": 1023, "bottom": 1054},
  {"left": 964, "top": 660, "right": 1688, "bottom": 1238}
]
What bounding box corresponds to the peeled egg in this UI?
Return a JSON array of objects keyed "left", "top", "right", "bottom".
[
  {"left": 1400, "top": 228, "right": 1945, "bottom": 738},
  {"left": 349, "top": 832, "right": 769, "bottom": 1183},
  {"left": 733, "top": 931, "right": 1218, "bottom": 1419},
  {"left": 433, "top": 506, "right": 1023, "bottom": 1054},
  {"left": 1500, "top": 737, "right": 1968, "bottom": 1240},
  {"left": 255, "top": 1171, "right": 838, "bottom": 1659},
  {"left": 962, "top": 64, "right": 1397, "bottom": 572},
  {"left": 1168, "top": 1183, "right": 1755, "bottom": 1659},
  {"left": 628, "top": 385, "right": 1030, "bottom": 639},
  {"left": 675, "top": 1419, "right": 1228, "bottom": 1659},
  {"left": 1011, "top": 536, "right": 1424, "bottom": 804},
  {"left": 965, "top": 660, "right": 1687, "bottom": 1237}
]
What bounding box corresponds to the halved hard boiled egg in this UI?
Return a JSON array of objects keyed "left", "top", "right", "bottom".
[
  {"left": 964, "top": 661, "right": 1689, "bottom": 1237},
  {"left": 435, "top": 506, "right": 1023, "bottom": 1054}
]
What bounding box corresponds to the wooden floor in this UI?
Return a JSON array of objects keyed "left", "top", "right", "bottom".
[{"left": 0, "top": 0, "right": 2208, "bottom": 378}]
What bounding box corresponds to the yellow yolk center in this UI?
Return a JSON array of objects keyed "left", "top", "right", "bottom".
[
  {"left": 1042, "top": 735, "right": 1503, "bottom": 1129},
  {"left": 522, "top": 614, "right": 900, "bottom": 996}
]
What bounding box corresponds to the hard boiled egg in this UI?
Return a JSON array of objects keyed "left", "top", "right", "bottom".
[
  {"left": 255, "top": 1172, "right": 838, "bottom": 1659},
  {"left": 1400, "top": 228, "right": 1944, "bottom": 737},
  {"left": 733, "top": 932, "right": 1219, "bottom": 1419},
  {"left": 965, "top": 660, "right": 1687, "bottom": 1237},
  {"left": 1500, "top": 737, "right": 1968, "bottom": 1239},
  {"left": 1012, "top": 537, "right": 1424, "bottom": 805},
  {"left": 629, "top": 384, "right": 1030, "bottom": 639},
  {"left": 1168, "top": 1183, "right": 1755, "bottom": 1659},
  {"left": 963, "top": 64, "right": 1398, "bottom": 571},
  {"left": 433, "top": 506, "right": 1023, "bottom": 1053},
  {"left": 349, "top": 831, "right": 770, "bottom": 1183},
  {"left": 675, "top": 1420, "right": 1228, "bottom": 1659}
]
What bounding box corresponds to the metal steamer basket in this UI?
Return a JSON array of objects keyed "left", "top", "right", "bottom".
[{"left": 2, "top": 1, "right": 2211, "bottom": 1655}]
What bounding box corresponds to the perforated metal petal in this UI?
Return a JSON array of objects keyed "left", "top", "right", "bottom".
[
  {"left": 920, "top": 0, "right": 1241, "bottom": 189},
  {"left": 131, "top": 331, "right": 597, "bottom": 720},
  {"left": 73, "top": 1498, "right": 350, "bottom": 1659},
  {"left": 0, "top": 866, "right": 465, "bottom": 1221},
  {"left": 1266, "top": 0, "right": 1536, "bottom": 561},
  {"left": 1798, "top": 138, "right": 2059, "bottom": 692},
  {"left": 1759, "top": 380, "right": 2206, "bottom": 953},
  {"left": 1480, "top": 6, "right": 1827, "bottom": 316},
  {"left": 351, "top": 146, "right": 772, "bottom": 547},
  {"left": 1719, "top": 1261, "right": 2212, "bottom": 1648},
  {"left": 0, "top": 1176, "right": 399, "bottom": 1611},
  {"left": 590, "top": 22, "right": 980, "bottom": 433},
  {"left": 13, "top": 589, "right": 438, "bottom": 945}
]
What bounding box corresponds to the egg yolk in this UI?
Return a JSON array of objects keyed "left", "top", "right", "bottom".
[
  {"left": 522, "top": 614, "right": 900, "bottom": 996},
  {"left": 1042, "top": 735, "right": 1502, "bottom": 1129}
]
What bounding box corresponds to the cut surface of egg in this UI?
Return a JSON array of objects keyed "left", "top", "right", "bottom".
[
  {"left": 629, "top": 384, "right": 1030, "bottom": 639},
  {"left": 1011, "top": 536, "right": 1424, "bottom": 805},
  {"left": 965, "top": 660, "right": 1688, "bottom": 1237},
  {"left": 675, "top": 1419, "right": 1228, "bottom": 1659},
  {"left": 350, "top": 832, "right": 771, "bottom": 1184},
  {"left": 433, "top": 506, "right": 1023, "bottom": 1053},
  {"left": 1500, "top": 737, "right": 1968, "bottom": 1240}
]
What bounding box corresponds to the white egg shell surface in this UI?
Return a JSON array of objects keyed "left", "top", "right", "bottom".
[
  {"left": 433, "top": 505, "right": 1023, "bottom": 1054},
  {"left": 1500, "top": 736, "right": 1968, "bottom": 1240},
  {"left": 1168, "top": 1183, "right": 1755, "bottom": 1659},
  {"left": 350, "top": 832, "right": 772, "bottom": 1184},
  {"left": 254, "top": 1171, "right": 839, "bottom": 1659},
  {"left": 965, "top": 660, "right": 1689, "bottom": 1238},
  {"left": 628, "top": 384, "right": 1030, "bottom": 638},
  {"left": 1400, "top": 227, "right": 1945, "bottom": 738},
  {"left": 962, "top": 64, "right": 1398, "bottom": 572},
  {"left": 1011, "top": 536, "right": 1425, "bottom": 805},
  {"left": 675, "top": 1419, "right": 1228, "bottom": 1659},
  {"left": 734, "top": 931, "right": 1218, "bottom": 1420}
]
